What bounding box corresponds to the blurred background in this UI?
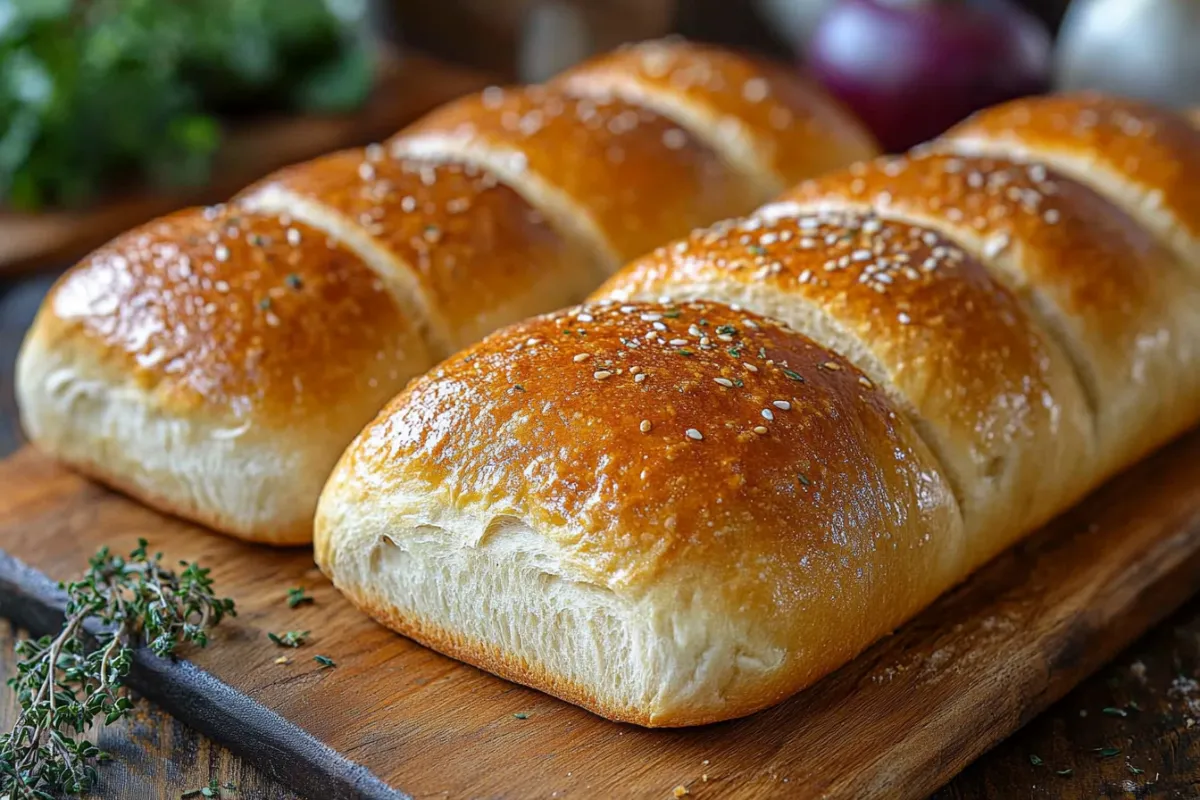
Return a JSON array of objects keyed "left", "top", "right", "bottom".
[
  {"left": 2, "top": 0, "right": 1198, "bottom": 276},
  {"left": 0, "top": 3, "right": 1198, "bottom": 792}
]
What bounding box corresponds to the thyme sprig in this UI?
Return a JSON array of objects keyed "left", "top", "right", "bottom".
[{"left": 0, "top": 539, "right": 236, "bottom": 798}]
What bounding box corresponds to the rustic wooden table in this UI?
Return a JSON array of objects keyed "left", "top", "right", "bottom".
[{"left": 3, "top": 273, "right": 1199, "bottom": 798}]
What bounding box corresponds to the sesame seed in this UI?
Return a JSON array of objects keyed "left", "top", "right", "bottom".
[
  {"left": 525, "top": 337, "right": 541, "bottom": 346},
  {"left": 573, "top": 353, "right": 591, "bottom": 362},
  {"left": 762, "top": 408, "right": 774, "bottom": 421},
  {"left": 214, "top": 244, "right": 230, "bottom": 262},
  {"left": 1043, "top": 209, "right": 1060, "bottom": 224},
  {"left": 742, "top": 78, "right": 768, "bottom": 103},
  {"left": 822, "top": 361, "right": 841, "bottom": 371},
  {"left": 641, "top": 312, "right": 662, "bottom": 322},
  {"left": 669, "top": 338, "right": 688, "bottom": 346},
  {"left": 743, "top": 363, "right": 758, "bottom": 372},
  {"left": 287, "top": 228, "right": 302, "bottom": 246},
  {"left": 898, "top": 312, "right": 912, "bottom": 325},
  {"left": 859, "top": 376, "right": 874, "bottom": 388},
  {"left": 653, "top": 321, "right": 667, "bottom": 331},
  {"left": 685, "top": 428, "right": 703, "bottom": 441},
  {"left": 753, "top": 426, "right": 768, "bottom": 435},
  {"left": 634, "top": 373, "right": 647, "bottom": 383},
  {"left": 983, "top": 233, "right": 1009, "bottom": 259},
  {"left": 773, "top": 400, "right": 791, "bottom": 410},
  {"left": 629, "top": 366, "right": 642, "bottom": 374},
  {"left": 662, "top": 128, "right": 688, "bottom": 150},
  {"left": 594, "top": 370, "right": 613, "bottom": 380},
  {"left": 640, "top": 420, "right": 652, "bottom": 433},
  {"left": 714, "top": 378, "right": 734, "bottom": 388}
]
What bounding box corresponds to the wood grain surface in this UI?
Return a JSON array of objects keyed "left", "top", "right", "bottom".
[
  {"left": 3, "top": 414, "right": 1200, "bottom": 799},
  {"left": 0, "top": 620, "right": 301, "bottom": 800},
  {"left": 0, "top": 51, "right": 490, "bottom": 277}
]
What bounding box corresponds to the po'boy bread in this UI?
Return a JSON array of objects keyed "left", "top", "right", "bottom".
[
  {"left": 315, "top": 300, "right": 964, "bottom": 726},
  {"left": 314, "top": 95, "right": 1200, "bottom": 724},
  {"left": 16, "top": 40, "right": 875, "bottom": 544},
  {"left": 18, "top": 208, "right": 430, "bottom": 544}
]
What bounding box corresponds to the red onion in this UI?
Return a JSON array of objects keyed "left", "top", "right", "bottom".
[{"left": 806, "top": 0, "right": 1052, "bottom": 152}]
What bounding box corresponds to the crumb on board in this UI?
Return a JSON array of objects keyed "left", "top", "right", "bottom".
[{"left": 672, "top": 786, "right": 688, "bottom": 797}]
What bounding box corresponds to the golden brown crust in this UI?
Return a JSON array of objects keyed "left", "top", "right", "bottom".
[
  {"left": 38, "top": 206, "right": 427, "bottom": 424},
  {"left": 239, "top": 151, "right": 591, "bottom": 352},
  {"left": 940, "top": 94, "right": 1200, "bottom": 262},
  {"left": 777, "top": 151, "right": 1200, "bottom": 476},
  {"left": 553, "top": 39, "right": 878, "bottom": 194},
  {"left": 595, "top": 209, "right": 1094, "bottom": 555},
  {"left": 389, "top": 85, "right": 759, "bottom": 267},
  {"left": 347, "top": 299, "right": 958, "bottom": 590}
]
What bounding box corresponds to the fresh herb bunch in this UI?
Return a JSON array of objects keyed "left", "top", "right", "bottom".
[
  {"left": 0, "top": 0, "right": 373, "bottom": 211},
  {"left": 0, "top": 539, "right": 236, "bottom": 798}
]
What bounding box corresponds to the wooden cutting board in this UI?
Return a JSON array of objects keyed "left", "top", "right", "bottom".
[
  {"left": 1, "top": 438, "right": 1200, "bottom": 800},
  {"left": 0, "top": 51, "right": 490, "bottom": 276}
]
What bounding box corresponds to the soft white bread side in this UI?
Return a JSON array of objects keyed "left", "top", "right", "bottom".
[
  {"left": 17, "top": 208, "right": 430, "bottom": 544},
  {"left": 315, "top": 300, "right": 964, "bottom": 726}
]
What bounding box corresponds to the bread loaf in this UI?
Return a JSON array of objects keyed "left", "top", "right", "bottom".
[
  {"left": 17, "top": 40, "right": 873, "bottom": 544},
  {"left": 315, "top": 300, "right": 964, "bottom": 726},
  {"left": 315, "top": 94, "right": 1200, "bottom": 723}
]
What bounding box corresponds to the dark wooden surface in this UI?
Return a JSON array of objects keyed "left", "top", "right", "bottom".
[{"left": 5, "top": 282, "right": 1200, "bottom": 798}]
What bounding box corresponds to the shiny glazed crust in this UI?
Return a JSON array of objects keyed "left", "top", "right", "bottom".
[
  {"left": 239, "top": 152, "right": 593, "bottom": 355},
  {"left": 595, "top": 209, "right": 1095, "bottom": 562},
  {"left": 940, "top": 94, "right": 1200, "bottom": 266},
  {"left": 776, "top": 151, "right": 1200, "bottom": 482},
  {"left": 389, "top": 85, "right": 760, "bottom": 271},
  {"left": 552, "top": 39, "right": 878, "bottom": 195}
]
